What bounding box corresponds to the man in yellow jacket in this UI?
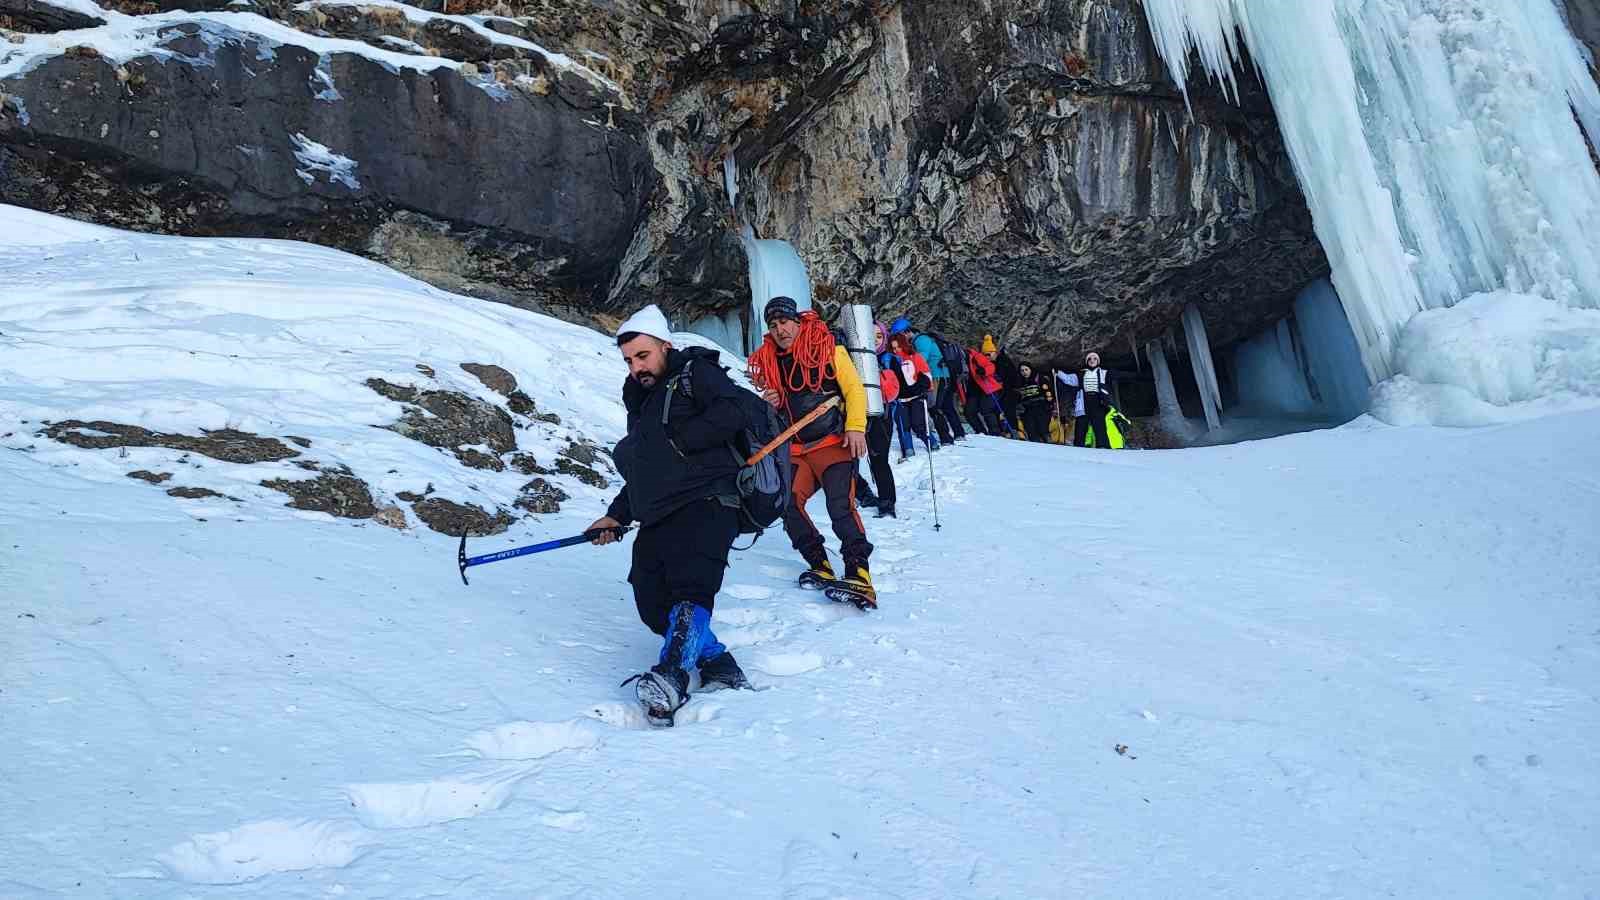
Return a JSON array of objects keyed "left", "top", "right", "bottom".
[{"left": 747, "top": 296, "right": 876, "bottom": 609}]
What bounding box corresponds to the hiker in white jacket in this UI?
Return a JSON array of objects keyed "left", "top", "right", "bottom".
[{"left": 1056, "top": 351, "right": 1115, "bottom": 448}]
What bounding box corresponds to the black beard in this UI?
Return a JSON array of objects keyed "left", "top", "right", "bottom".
[{"left": 634, "top": 372, "right": 657, "bottom": 389}]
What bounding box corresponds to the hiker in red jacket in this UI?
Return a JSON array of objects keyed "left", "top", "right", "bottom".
[{"left": 964, "top": 346, "right": 1012, "bottom": 436}]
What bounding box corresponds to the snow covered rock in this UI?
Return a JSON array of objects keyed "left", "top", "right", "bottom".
[
  {"left": 0, "top": 3, "right": 653, "bottom": 313},
  {"left": 0, "top": 0, "right": 104, "bottom": 30}
]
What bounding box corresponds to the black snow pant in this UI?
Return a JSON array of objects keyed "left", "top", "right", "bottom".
[
  {"left": 1074, "top": 394, "right": 1111, "bottom": 449},
  {"left": 962, "top": 390, "right": 988, "bottom": 435},
  {"left": 864, "top": 415, "right": 897, "bottom": 511},
  {"left": 1000, "top": 390, "right": 1022, "bottom": 433},
  {"left": 629, "top": 498, "right": 741, "bottom": 635},
  {"left": 901, "top": 394, "right": 933, "bottom": 451},
  {"left": 930, "top": 380, "right": 966, "bottom": 444},
  {"left": 1022, "top": 404, "right": 1053, "bottom": 443},
  {"left": 784, "top": 444, "right": 872, "bottom": 569}
]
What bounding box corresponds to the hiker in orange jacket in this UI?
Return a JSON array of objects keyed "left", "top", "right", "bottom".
[{"left": 747, "top": 297, "right": 876, "bottom": 609}]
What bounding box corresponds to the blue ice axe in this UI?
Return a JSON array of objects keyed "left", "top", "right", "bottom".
[{"left": 458, "top": 526, "right": 630, "bottom": 585}]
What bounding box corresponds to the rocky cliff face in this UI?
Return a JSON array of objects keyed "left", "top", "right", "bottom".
[
  {"left": 727, "top": 0, "right": 1326, "bottom": 360},
  {"left": 1567, "top": 0, "right": 1600, "bottom": 66},
  {"left": 1, "top": 0, "right": 1326, "bottom": 361}
]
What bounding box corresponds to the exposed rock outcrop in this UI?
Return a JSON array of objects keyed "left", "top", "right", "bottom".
[
  {"left": 41, "top": 420, "right": 300, "bottom": 463},
  {"left": 2, "top": 0, "right": 1328, "bottom": 359},
  {"left": 1566, "top": 0, "right": 1600, "bottom": 71},
  {"left": 260, "top": 468, "right": 379, "bottom": 517}
]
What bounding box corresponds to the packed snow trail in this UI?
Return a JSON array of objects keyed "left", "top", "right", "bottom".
[{"left": 5, "top": 418, "right": 1599, "bottom": 897}]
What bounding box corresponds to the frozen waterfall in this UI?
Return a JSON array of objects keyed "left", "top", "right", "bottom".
[
  {"left": 683, "top": 157, "right": 812, "bottom": 356},
  {"left": 1142, "top": 0, "right": 1600, "bottom": 389}
]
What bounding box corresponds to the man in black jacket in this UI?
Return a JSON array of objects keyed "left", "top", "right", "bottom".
[{"left": 587, "top": 305, "right": 751, "bottom": 725}]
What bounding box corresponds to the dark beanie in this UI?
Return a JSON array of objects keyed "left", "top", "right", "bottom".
[{"left": 763, "top": 296, "right": 800, "bottom": 324}]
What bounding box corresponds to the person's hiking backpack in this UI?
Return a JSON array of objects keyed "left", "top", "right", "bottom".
[
  {"left": 930, "top": 332, "right": 968, "bottom": 381},
  {"left": 664, "top": 357, "right": 792, "bottom": 538}
]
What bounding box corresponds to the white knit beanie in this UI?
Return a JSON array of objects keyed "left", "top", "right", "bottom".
[{"left": 616, "top": 304, "right": 673, "bottom": 343}]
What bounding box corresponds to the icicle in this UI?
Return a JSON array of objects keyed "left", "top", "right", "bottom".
[
  {"left": 722, "top": 156, "right": 739, "bottom": 208},
  {"left": 1129, "top": 333, "right": 1141, "bottom": 371}
]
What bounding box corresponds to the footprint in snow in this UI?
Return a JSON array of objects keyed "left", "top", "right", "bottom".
[
  {"left": 720, "top": 619, "right": 789, "bottom": 648},
  {"left": 540, "top": 809, "right": 588, "bottom": 831},
  {"left": 724, "top": 584, "right": 775, "bottom": 601},
  {"left": 148, "top": 818, "right": 376, "bottom": 884},
  {"left": 344, "top": 765, "right": 533, "bottom": 829},
  {"left": 457, "top": 718, "right": 603, "bottom": 761}
]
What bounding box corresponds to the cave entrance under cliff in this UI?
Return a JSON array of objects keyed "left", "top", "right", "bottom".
[{"left": 1106, "top": 277, "right": 1373, "bottom": 447}]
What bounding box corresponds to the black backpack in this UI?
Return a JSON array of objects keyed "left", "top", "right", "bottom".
[
  {"left": 929, "top": 332, "right": 968, "bottom": 380},
  {"left": 664, "top": 359, "right": 792, "bottom": 538}
]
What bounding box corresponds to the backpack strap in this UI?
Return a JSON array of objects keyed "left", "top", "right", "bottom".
[{"left": 661, "top": 360, "right": 694, "bottom": 456}]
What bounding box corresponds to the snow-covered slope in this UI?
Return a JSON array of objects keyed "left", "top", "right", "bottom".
[
  {"left": 0, "top": 204, "right": 747, "bottom": 538},
  {"left": 4, "top": 209, "right": 1598, "bottom": 898}
]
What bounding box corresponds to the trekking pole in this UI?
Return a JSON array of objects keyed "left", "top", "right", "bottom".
[
  {"left": 458, "top": 526, "right": 630, "bottom": 585},
  {"left": 925, "top": 425, "right": 942, "bottom": 532},
  {"left": 1052, "top": 370, "right": 1064, "bottom": 444}
]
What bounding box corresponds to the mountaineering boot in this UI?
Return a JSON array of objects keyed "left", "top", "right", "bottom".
[
  {"left": 797, "top": 555, "right": 836, "bottom": 590},
  {"left": 875, "top": 504, "right": 896, "bottom": 519},
  {"left": 697, "top": 651, "right": 751, "bottom": 691},
  {"left": 626, "top": 664, "right": 689, "bottom": 727},
  {"left": 824, "top": 561, "right": 877, "bottom": 610},
  {"left": 855, "top": 473, "right": 879, "bottom": 509}
]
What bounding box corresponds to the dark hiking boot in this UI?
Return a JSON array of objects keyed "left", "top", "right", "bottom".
[
  {"left": 874, "top": 505, "right": 896, "bottom": 519},
  {"left": 623, "top": 664, "right": 689, "bottom": 727},
  {"left": 857, "top": 490, "right": 879, "bottom": 509},
  {"left": 824, "top": 562, "right": 877, "bottom": 610},
  {"left": 797, "top": 557, "right": 836, "bottom": 590},
  {"left": 697, "top": 651, "right": 751, "bottom": 691}
]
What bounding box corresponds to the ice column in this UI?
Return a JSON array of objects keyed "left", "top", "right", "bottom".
[
  {"left": 1183, "top": 303, "right": 1223, "bottom": 430},
  {"left": 1145, "top": 339, "right": 1185, "bottom": 422}
]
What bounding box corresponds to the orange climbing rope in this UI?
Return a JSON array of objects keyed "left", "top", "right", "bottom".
[{"left": 747, "top": 310, "right": 836, "bottom": 398}]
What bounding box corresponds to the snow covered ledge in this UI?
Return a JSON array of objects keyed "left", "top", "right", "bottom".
[{"left": 0, "top": 0, "right": 651, "bottom": 323}]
